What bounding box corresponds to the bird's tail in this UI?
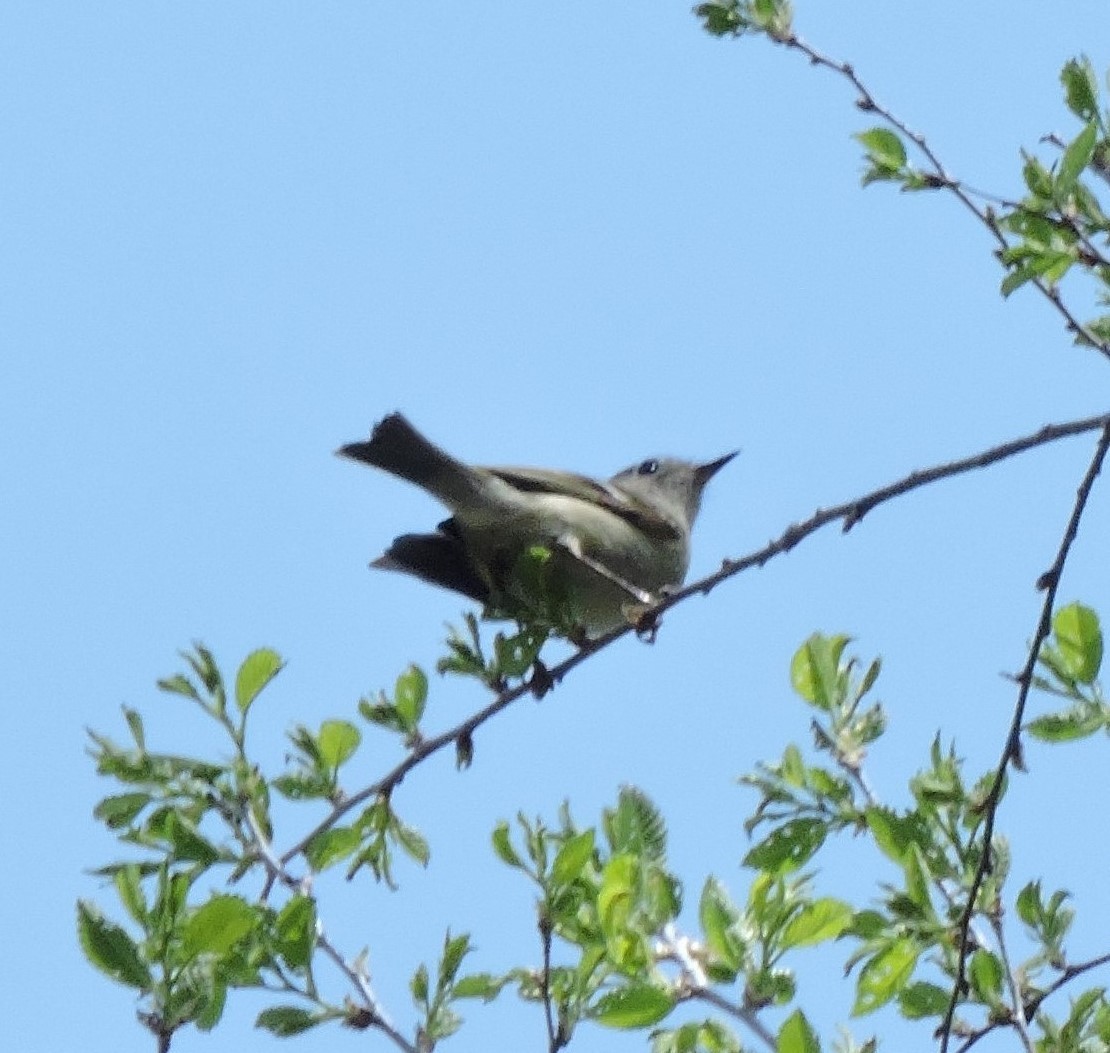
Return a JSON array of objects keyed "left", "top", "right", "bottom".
[
  {"left": 337, "top": 413, "right": 487, "bottom": 508},
  {"left": 372, "top": 525, "right": 491, "bottom": 604}
]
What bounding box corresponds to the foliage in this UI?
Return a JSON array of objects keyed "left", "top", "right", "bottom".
[
  {"left": 82, "top": 611, "right": 1110, "bottom": 1050},
  {"left": 81, "top": 7, "right": 1110, "bottom": 1053}
]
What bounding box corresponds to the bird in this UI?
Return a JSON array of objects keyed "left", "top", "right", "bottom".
[{"left": 338, "top": 413, "right": 735, "bottom": 637}]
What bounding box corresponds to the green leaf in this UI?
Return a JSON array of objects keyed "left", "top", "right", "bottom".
[
  {"left": 778, "top": 1008, "right": 820, "bottom": 1053},
  {"left": 275, "top": 894, "right": 316, "bottom": 969},
  {"left": 790, "top": 634, "right": 850, "bottom": 709},
  {"left": 304, "top": 826, "right": 361, "bottom": 871},
  {"left": 358, "top": 697, "right": 405, "bottom": 733},
  {"left": 780, "top": 743, "right": 806, "bottom": 786},
  {"left": 441, "top": 932, "right": 472, "bottom": 986},
  {"left": 394, "top": 665, "right": 428, "bottom": 730},
  {"left": 593, "top": 983, "right": 675, "bottom": 1028},
  {"left": 452, "top": 973, "right": 507, "bottom": 1000},
  {"left": 606, "top": 786, "right": 667, "bottom": 860},
  {"left": 185, "top": 644, "right": 225, "bottom": 709},
  {"left": 77, "top": 901, "right": 151, "bottom": 990},
  {"left": 493, "top": 628, "right": 545, "bottom": 678},
  {"left": 968, "top": 949, "right": 1004, "bottom": 1005},
  {"left": 411, "top": 962, "right": 430, "bottom": 1005},
  {"left": 491, "top": 821, "right": 525, "bottom": 869},
  {"left": 1000, "top": 263, "right": 1037, "bottom": 298},
  {"left": 234, "top": 648, "right": 284, "bottom": 714},
  {"left": 855, "top": 128, "right": 907, "bottom": 169},
  {"left": 94, "top": 792, "right": 150, "bottom": 829},
  {"left": 865, "top": 807, "right": 929, "bottom": 864},
  {"left": 781, "top": 897, "right": 852, "bottom": 948},
  {"left": 899, "top": 981, "right": 951, "bottom": 1019},
  {"left": 123, "top": 706, "right": 145, "bottom": 750},
  {"left": 1016, "top": 880, "right": 1042, "bottom": 926},
  {"left": 849, "top": 910, "right": 886, "bottom": 940},
  {"left": 552, "top": 830, "right": 596, "bottom": 886},
  {"left": 852, "top": 937, "right": 919, "bottom": 1015},
  {"left": 113, "top": 865, "right": 148, "bottom": 925},
  {"left": 598, "top": 854, "right": 637, "bottom": 937},
  {"left": 317, "top": 720, "right": 361, "bottom": 769},
  {"left": 1022, "top": 155, "right": 1055, "bottom": 198},
  {"left": 164, "top": 813, "right": 222, "bottom": 866},
  {"left": 194, "top": 978, "right": 228, "bottom": 1030},
  {"left": 271, "top": 772, "right": 332, "bottom": 800},
  {"left": 183, "top": 895, "right": 257, "bottom": 957},
  {"left": 858, "top": 657, "right": 882, "bottom": 698},
  {"left": 256, "top": 1006, "right": 328, "bottom": 1036},
  {"left": 1060, "top": 57, "right": 1100, "bottom": 123},
  {"left": 1086, "top": 315, "right": 1110, "bottom": 345},
  {"left": 391, "top": 814, "right": 431, "bottom": 867},
  {"left": 1027, "top": 702, "right": 1107, "bottom": 742},
  {"left": 1051, "top": 603, "right": 1103, "bottom": 683},
  {"left": 1055, "top": 120, "right": 1099, "bottom": 200},
  {"left": 699, "top": 877, "right": 744, "bottom": 973},
  {"left": 157, "top": 673, "right": 201, "bottom": 703},
  {"left": 696, "top": 0, "right": 749, "bottom": 38},
  {"left": 743, "top": 817, "right": 827, "bottom": 873}
]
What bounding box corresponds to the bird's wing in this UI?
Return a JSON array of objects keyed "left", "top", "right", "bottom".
[{"left": 486, "top": 466, "right": 681, "bottom": 541}]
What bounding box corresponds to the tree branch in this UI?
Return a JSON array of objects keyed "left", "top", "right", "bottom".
[
  {"left": 537, "top": 911, "right": 563, "bottom": 1052},
  {"left": 938, "top": 422, "right": 1110, "bottom": 1053},
  {"left": 771, "top": 32, "right": 1110, "bottom": 360},
  {"left": 954, "top": 951, "right": 1110, "bottom": 1053},
  {"left": 281, "top": 412, "right": 1110, "bottom": 873},
  {"left": 688, "top": 987, "right": 778, "bottom": 1051},
  {"left": 242, "top": 809, "right": 417, "bottom": 1053}
]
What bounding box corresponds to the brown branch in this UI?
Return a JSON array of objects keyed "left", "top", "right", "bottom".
[
  {"left": 537, "top": 911, "right": 565, "bottom": 1052},
  {"left": 938, "top": 422, "right": 1110, "bottom": 1053},
  {"left": 954, "top": 951, "right": 1110, "bottom": 1053},
  {"left": 243, "top": 810, "right": 417, "bottom": 1052},
  {"left": 773, "top": 32, "right": 1110, "bottom": 361},
  {"left": 658, "top": 411, "right": 1110, "bottom": 613},
  {"left": 280, "top": 411, "right": 1110, "bottom": 869}
]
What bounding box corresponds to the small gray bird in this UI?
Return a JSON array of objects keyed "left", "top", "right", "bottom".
[{"left": 338, "top": 414, "right": 735, "bottom": 637}]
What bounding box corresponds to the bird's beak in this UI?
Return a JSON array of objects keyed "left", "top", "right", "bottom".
[{"left": 696, "top": 450, "right": 739, "bottom": 484}]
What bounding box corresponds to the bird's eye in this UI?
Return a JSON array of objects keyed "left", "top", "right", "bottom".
[{"left": 638, "top": 459, "right": 659, "bottom": 476}]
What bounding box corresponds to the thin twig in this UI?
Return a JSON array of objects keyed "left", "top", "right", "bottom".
[
  {"left": 657, "top": 922, "right": 777, "bottom": 1050},
  {"left": 776, "top": 33, "right": 1110, "bottom": 361},
  {"left": 955, "top": 952, "right": 1110, "bottom": 1053},
  {"left": 242, "top": 809, "right": 417, "bottom": 1053},
  {"left": 989, "top": 915, "right": 1035, "bottom": 1053},
  {"left": 281, "top": 411, "right": 1110, "bottom": 869},
  {"left": 537, "top": 912, "right": 561, "bottom": 1052},
  {"left": 689, "top": 987, "right": 778, "bottom": 1051},
  {"left": 665, "top": 411, "right": 1110, "bottom": 610},
  {"left": 938, "top": 423, "right": 1110, "bottom": 1053}
]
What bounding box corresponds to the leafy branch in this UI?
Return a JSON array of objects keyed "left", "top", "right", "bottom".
[
  {"left": 939, "top": 422, "right": 1110, "bottom": 1053},
  {"left": 280, "top": 410, "right": 1110, "bottom": 882},
  {"left": 696, "top": 0, "right": 1110, "bottom": 357},
  {"left": 81, "top": 410, "right": 1110, "bottom": 1048}
]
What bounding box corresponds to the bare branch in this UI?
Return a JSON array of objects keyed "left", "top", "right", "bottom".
[
  {"left": 688, "top": 987, "right": 778, "bottom": 1051},
  {"left": 989, "top": 914, "right": 1035, "bottom": 1053},
  {"left": 938, "top": 422, "right": 1110, "bottom": 1053},
  {"left": 537, "top": 911, "right": 564, "bottom": 1052}
]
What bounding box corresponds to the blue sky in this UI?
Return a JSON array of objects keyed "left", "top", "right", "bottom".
[{"left": 4, "top": 4, "right": 1110, "bottom": 1052}]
